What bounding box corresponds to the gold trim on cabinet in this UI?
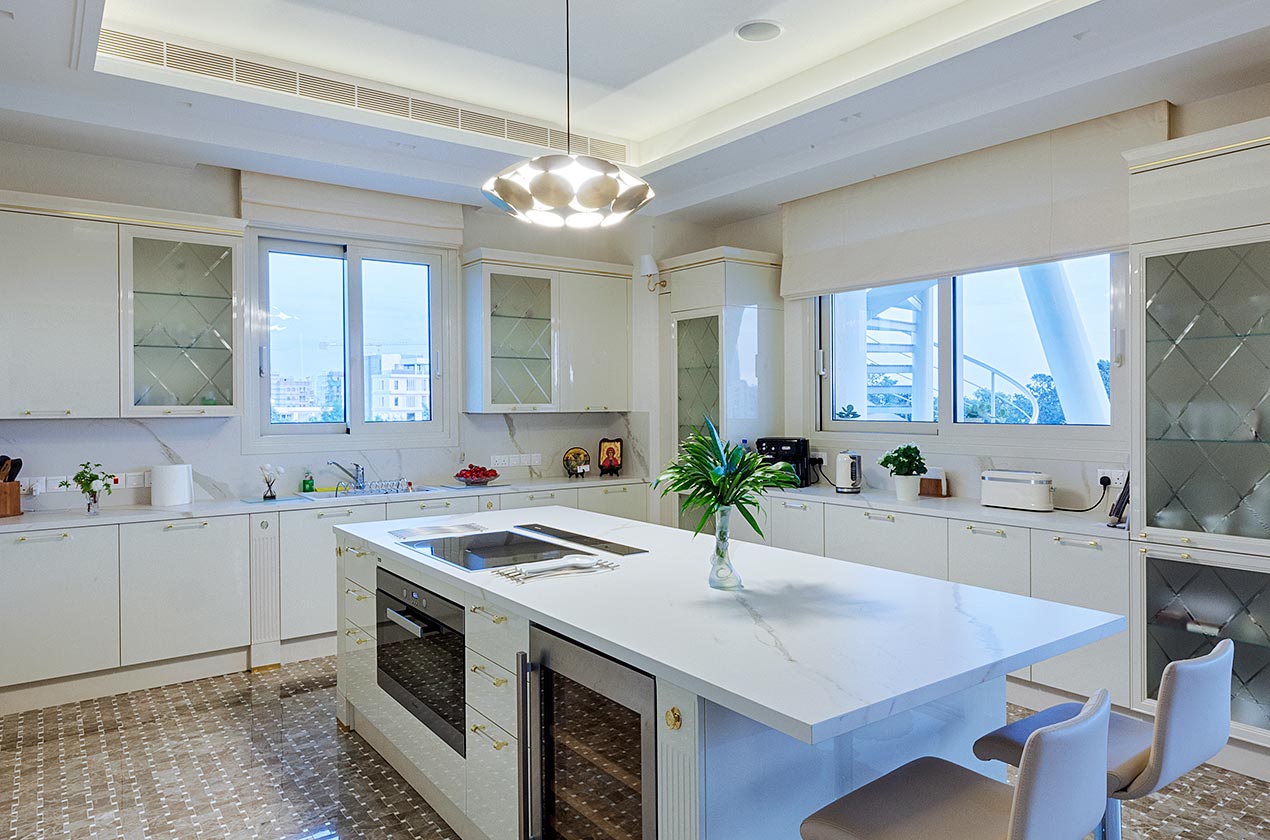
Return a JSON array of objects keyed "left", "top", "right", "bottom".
[
  {"left": 0, "top": 202, "right": 244, "bottom": 236},
  {"left": 1129, "top": 134, "right": 1270, "bottom": 173},
  {"left": 665, "top": 707, "right": 683, "bottom": 730},
  {"left": 461, "top": 257, "right": 629, "bottom": 278}
]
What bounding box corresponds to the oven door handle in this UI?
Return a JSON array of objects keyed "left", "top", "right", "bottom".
[{"left": 384, "top": 608, "right": 424, "bottom": 638}]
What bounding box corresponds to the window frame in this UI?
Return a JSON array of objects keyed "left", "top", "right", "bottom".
[
  {"left": 816, "top": 251, "right": 1130, "bottom": 449},
  {"left": 243, "top": 228, "right": 458, "bottom": 455}
]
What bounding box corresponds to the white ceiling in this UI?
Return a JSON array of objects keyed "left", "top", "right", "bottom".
[{"left": 0, "top": 0, "right": 1268, "bottom": 227}]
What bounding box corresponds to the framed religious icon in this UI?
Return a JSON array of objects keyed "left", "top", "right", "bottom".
[
  {"left": 563, "top": 447, "right": 590, "bottom": 478},
  {"left": 598, "top": 438, "right": 623, "bottom": 476}
]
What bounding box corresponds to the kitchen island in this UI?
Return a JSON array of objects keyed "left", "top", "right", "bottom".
[{"left": 334, "top": 506, "right": 1123, "bottom": 840}]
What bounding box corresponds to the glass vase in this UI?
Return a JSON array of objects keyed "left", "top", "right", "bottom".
[
  {"left": 708, "top": 505, "right": 743, "bottom": 590},
  {"left": 84, "top": 492, "right": 100, "bottom": 516}
]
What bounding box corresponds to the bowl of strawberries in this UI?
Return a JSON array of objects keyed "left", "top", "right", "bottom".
[{"left": 455, "top": 464, "right": 499, "bottom": 486}]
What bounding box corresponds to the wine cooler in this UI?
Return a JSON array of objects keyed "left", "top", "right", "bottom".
[{"left": 518, "top": 627, "right": 657, "bottom": 840}]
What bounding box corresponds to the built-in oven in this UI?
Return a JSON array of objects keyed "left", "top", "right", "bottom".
[
  {"left": 375, "top": 568, "right": 467, "bottom": 756},
  {"left": 518, "top": 627, "right": 657, "bottom": 839}
]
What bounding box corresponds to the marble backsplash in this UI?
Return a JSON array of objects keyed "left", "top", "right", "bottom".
[{"left": 0, "top": 412, "right": 651, "bottom": 512}]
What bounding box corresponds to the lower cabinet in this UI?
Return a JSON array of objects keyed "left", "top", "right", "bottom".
[
  {"left": 825, "top": 507, "right": 948, "bottom": 579},
  {"left": 466, "top": 706, "right": 518, "bottom": 840},
  {"left": 120, "top": 516, "right": 250, "bottom": 666},
  {"left": 279, "top": 505, "right": 386, "bottom": 640},
  {"left": 770, "top": 498, "right": 825, "bottom": 555},
  {"left": 0, "top": 526, "right": 120, "bottom": 687},
  {"left": 498, "top": 488, "right": 579, "bottom": 511},
  {"left": 386, "top": 496, "right": 480, "bottom": 520},
  {"left": 731, "top": 497, "right": 769, "bottom": 545},
  {"left": 947, "top": 521, "right": 1031, "bottom": 595},
  {"left": 1030, "top": 531, "right": 1131, "bottom": 705},
  {"left": 577, "top": 483, "right": 646, "bottom": 520}
]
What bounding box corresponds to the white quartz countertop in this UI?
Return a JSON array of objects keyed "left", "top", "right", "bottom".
[
  {"left": 764, "top": 483, "right": 1128, "bottom": 539},
  {"left": 338, "top": 507, "right": 1125, "bottom": 745},
  {"left": 0, "top": 475, "right": 646, "bottom": 535}
]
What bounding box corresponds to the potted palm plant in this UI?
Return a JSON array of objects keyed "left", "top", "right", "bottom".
[
  {"left": 879, "top": 443, "right": 927, "bottom": 502},
  {"left": 654, "top": 418, "right": 799, "bottom": 590}
]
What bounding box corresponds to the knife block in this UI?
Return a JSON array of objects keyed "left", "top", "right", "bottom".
[{"left": 0, "top": 481, "right": 21, "bottom": 518}]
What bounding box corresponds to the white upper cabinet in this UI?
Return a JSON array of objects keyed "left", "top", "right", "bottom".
[
  {"left": 120, "top": 225, "right": 241, "bottom": 417},
  {"left": 0, "top": 211, "right": 120, "bottom": 418},
  {"left": 464, "top": 250, "right": 630, "bottom": 413}
]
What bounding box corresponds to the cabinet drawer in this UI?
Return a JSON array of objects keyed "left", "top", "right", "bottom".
[
  {"left": 825, "top": 508, "right": 948, "bottom": 579},
  {"left": 1030, "top": 531, "right": 1130, "bottom": 704},
  {"left": 466, "top": 649, "right": 517, "bottom": 733},
  {"left": 466, "top": 706, "right": 518, "bottom": 840},
  {"left": 119, "top": 516, "right": 249, "bottom": 666},
  {"left": 465, "top": 597, "right": 529, "bottom": 674},
  {"left": 947, "top": 521, "right": 1030, "bottom": 596},
  {"left": 386, "top": 495, "right": 480, "bottom": 520},
  {"left": 770, "top": 498, "right": 825, "bottom": 555},
  {"left": 497, "top": 488, "right": 578, "bottom": 510},
  {"left": 337, "top": 620, "right": 376, "bottom": 704},
  {"left": 0, "top": 526, "right": 120, "bottom": 687},
  {"left": 280, "top": 504, "right": 385, "bottom": 640},
  {"left": 339, "top": 542, "right": 377, "bottom": 591},
  {"left": 576, "top": 484, "right": 646, "bottom": 520},
  {"left": 343, "top": 581, "right": 376, "bottom": 634}
]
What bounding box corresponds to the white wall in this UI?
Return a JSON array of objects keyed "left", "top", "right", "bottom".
[{"left": 713, "top": 211, "right": 782, "bottom": 253}]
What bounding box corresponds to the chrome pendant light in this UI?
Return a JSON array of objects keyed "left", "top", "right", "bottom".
[{"left": 481, "top": 0, "right": 653, "bottom": 228}]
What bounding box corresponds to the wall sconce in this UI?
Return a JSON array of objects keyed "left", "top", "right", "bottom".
[{"left": 639, "top": 254, "right": 664, "bottom": 292}]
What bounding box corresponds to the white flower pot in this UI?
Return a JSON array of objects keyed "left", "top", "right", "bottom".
[{"left": 893, "top": 475, "right": 921, "bottom": 502}]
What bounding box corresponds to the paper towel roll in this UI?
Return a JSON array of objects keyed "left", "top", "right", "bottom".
[{"left": 150, "top": 464, "right": 193, "bottom": 507}]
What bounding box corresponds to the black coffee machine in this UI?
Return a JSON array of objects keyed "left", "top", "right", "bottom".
[{"left": 756, "top": 438, "right": 812, "bottom": 488}]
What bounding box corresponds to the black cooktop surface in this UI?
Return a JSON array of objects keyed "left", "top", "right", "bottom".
[{"left": 399, "top": 530, "right": 593, "bottom": 571}]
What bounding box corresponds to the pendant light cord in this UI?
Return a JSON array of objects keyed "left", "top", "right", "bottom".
[{"left": 565, "top": 0, "right": 571, "bottom": 155}]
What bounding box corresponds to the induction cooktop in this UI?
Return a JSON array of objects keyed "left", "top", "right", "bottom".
[{"left": 399, "top": 530, "right": 593, "bottom": 571}]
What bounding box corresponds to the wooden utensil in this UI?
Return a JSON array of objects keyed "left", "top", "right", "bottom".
[
  {"left": 7, "top": 458, "right": 21, "bottom": 482},
  {"left": 0, "top": 456, "right": 11, "bottom": 483}
]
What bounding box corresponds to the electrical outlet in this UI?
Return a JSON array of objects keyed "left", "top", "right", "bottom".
[
  {"left": 21, "top": 477, "right": 45, "bottom": 495},
  {"left": 490, "top": 454, "right": 511, "bottom": 468},
  {"left": 810, "top": 450, "right": 827, "bottom": 465},
  {"left": 125, "top": 472, "right": 145, "bottom": 488},
  {"left": 1097, "top": 469, "right": 1128, "bottom": 487},
  {"left": 511, "top": 454, "right": 526, "bottom": 467},
  {"left": 530, "top": 453, "right": 542, "bottom": 466},
  {"left": 143, "top": 470, "right": 152, "bottom": 487}
]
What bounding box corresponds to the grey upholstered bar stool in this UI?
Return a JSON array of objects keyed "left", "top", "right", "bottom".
[
  {"left": 974, "top": 639, "right": 1234, "bottom": 840},
  {"left": 800, "top": 690, "right": 1110, "bottom": 840}
]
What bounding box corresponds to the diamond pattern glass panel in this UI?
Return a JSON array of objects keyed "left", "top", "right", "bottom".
[
  {"left": 676, "top": 315, "right": 720, "bottom": 445},
  {"left": 1146, "top": 555, "right": 1270, "bottom": 731},
  {"left": 489, "top": 273, "right": 552, "bottom": 406},
  {"left": 1144, "top": 242, "right": 1270, "bottom": 538},
  {"left": 131, "top": 237, "right": 235, "bottom": 407}
]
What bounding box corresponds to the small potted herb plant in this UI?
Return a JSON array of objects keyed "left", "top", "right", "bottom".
[
  {"left": 879, "top": 443, "right": 927, "bottom": 502},
  {"left": 654, "top": 418, "right": 799, "bottom": 590},
  {"left": 60, "top": 462, "right": 116, "bottom": 516}
]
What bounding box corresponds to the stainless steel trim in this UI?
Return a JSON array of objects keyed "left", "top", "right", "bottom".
[
  {"left": 384, "top": 608, "right": 423, "bottom": 637},
  {"left": 981, "top": 474, "right": 1053, "bottom": 485},
  {"left": 863, "top": 512, "right": 895, "bottom": 521},
  {"left": 517, "top": 650, "right": 533, "bottom": 840}
]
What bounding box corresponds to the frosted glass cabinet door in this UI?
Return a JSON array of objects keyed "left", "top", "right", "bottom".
[
  {"left": 488, "top": 270, "right": 556, "bottom": 409},
  {"left": 120, "top": 226, "right": 239, "bottom": 417},
  {"left": 0, "top": 212, "right": 120, "bottom": 418},
  {"left": 1143, "top": 239, "right": 1270, "bottom": 539},
  {"left": 675, "top": 314, "right": 721, "bottom": 444}
]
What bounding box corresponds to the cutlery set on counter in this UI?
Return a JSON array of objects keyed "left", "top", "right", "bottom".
[
  {"left": 492, "top": 556, "right": 621, "bottom": 584},
  {"left": 0, "top": 454, "right": 24, "bottom": 518}
]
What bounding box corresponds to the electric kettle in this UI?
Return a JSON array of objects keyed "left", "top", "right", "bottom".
[{"left": 835, "top": 451, "right": 863, "bottom": 494}]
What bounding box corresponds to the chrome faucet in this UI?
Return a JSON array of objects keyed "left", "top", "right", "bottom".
[{"left": 327, "top": 460, "right": 366, "bottom": 490}]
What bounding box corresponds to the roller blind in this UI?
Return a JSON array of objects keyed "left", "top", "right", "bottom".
[
  {"left": 241, "top": 172, "right": 463, "bottom": 247},
  {"left": 780, "top": 102, "right": 1168, "bottom": 298}
]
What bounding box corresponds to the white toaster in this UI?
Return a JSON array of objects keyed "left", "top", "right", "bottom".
[{"left": 980, "top": 470, "right": 1054, "bottom": 512}]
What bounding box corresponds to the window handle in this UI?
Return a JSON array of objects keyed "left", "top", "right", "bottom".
[
  {"left": 816, "top": 348, "right": 827, "bottom": 377},
  {"left": 258, "top": 345, "right": 266, "bottom": 378}
]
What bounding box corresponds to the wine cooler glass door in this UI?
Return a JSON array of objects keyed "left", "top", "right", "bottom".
[{"left": 526, "top": 627, "right": 657, "bottom": 840}]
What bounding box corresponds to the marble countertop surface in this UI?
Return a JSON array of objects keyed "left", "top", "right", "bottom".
[
  {"left": 339, "top": 506, "right": 1125, "bottom": 745},
  {"left": 0, "top": 475, "right": 647, "bottom": 535},
  {"left": 763, "top": 483, "right": 1129, "bottom": 539}
]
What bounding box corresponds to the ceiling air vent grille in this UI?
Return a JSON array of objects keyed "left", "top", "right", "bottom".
[
  {"left": 96, "top": 29, "right": 630, "bottom": 163},
  {"left": 461, "top": 110, "right": 506, "bottom": 137},
  {"left": 236, "top": 60, "right": 298, "bottom": 94},
  {"left": 299, "top": 73, "right": 356, "bottom": 107},
  {"left": 98, "top": 29, "right": 164, "bottom": 65},
  {"left": 164, "top": 43, "right": 233, "bottom": 80},
  {"left": 411, "top": 99, "right": 461, "bottom": 129}
]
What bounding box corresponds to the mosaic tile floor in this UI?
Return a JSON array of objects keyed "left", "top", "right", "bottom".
[{"left": 1, "top": 660, "right": 1267, "bottom": 839}]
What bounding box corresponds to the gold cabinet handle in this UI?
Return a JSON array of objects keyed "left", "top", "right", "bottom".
[
  {"left": 17, "top": 532, "right": 71, "bottom": 543},
  {"left": 527, "top": 493, "right": 555, "bottom": 501},
  {"left": 470, "top": 664, "right": 509, "bottom": 687},
  {"left": 164, "top": 521, "right": 210, "bottom": 530},
  {"left": 343, "top": 629, "right": 369, "bottom": 645},
  {"left": 584, "top": 406, "right": 610, "bottom": 411},
  {"left": 21, "top": 409, "right": 72, "bottom": 416},
  {"left": 318, "top": 509, "right": 355, "bottom": 518},
  {"left": 421, "top": 501, "right": 452, "bottom": 509},
  {"left": 966, "top": 525, "right": 1005, "bottom": 535},
  {"left": 665, "top": 707, "right": 683, "bottom": 731},
  {"left": 470, "top": 605, "right": 508, "bottom": 624},
  {"left": 863, "top": 512, "right": 895, "bottom": 522},
  {"left": 782, "top": 502, "right": 808, "bottom": 510},
  {"left": 485, "top": 500, "right": 496, "bottom": 510},
  {"left": 1180, "top": 553, "right": 1191, "bottom": 560},
  {"left": 344, "top": 588, "right": 369, "bottom": 602},
  {"left": 162, "top": 408, "right": 207, "bottom": 415},
  {"left": 1138, "top": 532, "right": 1148, "bottom": 538},
  {"left": 602, "top": 487, "right": 628, "bottom": 495},
  {"left": 470, "top": 724, "right": 508, "bottom": 750},
  {"left": 1052, "top": 535, "right": 1100, "bottom": 547}
]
